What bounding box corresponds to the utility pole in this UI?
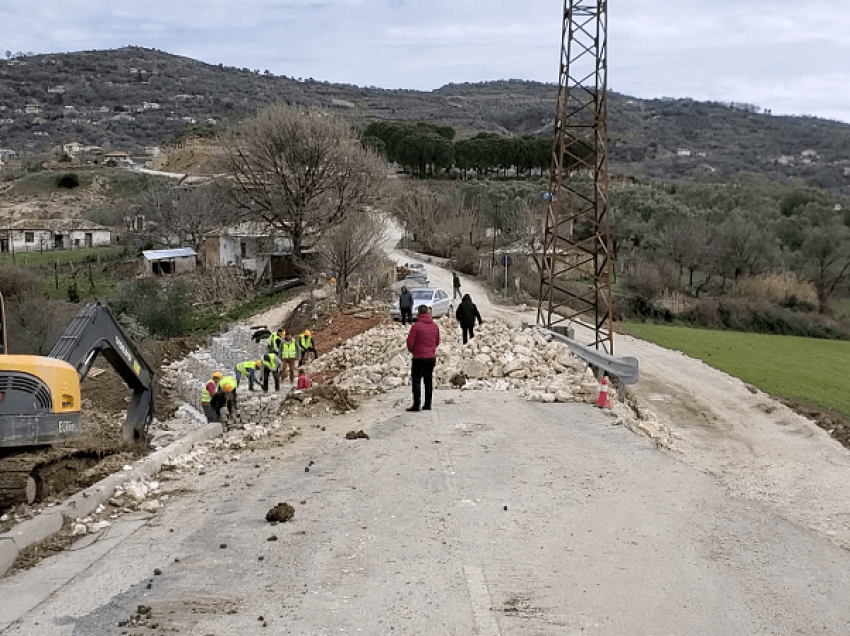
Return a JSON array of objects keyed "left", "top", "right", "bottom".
[{"left": 537, "top": 0, "right": 614, "bottom": 354}]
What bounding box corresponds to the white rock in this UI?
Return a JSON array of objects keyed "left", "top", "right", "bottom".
[
  {"left": 140, "top": 500, "right": 161, "bottom": 513},
  {"left": 71, "top": 523, "right": 88, "bottom": 536}
]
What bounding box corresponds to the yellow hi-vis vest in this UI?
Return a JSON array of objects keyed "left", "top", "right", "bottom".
[
  {"left": 236, "top": 360, "right": 255, "bottom": 377},
  {"left": 201, "top": 378, "right": 217, "bottom": 403},
  {"left": 266, "top": 333, "right": 280, "bottom": 352},
  {"left": 300, "top": 334, "right": 312, "bottom": 349},
  {"left": 281, "top": 340, "right": 297, "bottom": 359},
  {"left": 263, "top": 353, "right": 279, "bottom": 370}
]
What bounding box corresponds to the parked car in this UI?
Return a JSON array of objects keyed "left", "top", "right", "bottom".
[{"left": 389, "top": 288, "right": 454, "bottom": 320}]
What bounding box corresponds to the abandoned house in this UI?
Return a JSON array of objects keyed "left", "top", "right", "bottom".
[
  {"left": 2, "top": 219, "right": 112, "bottom": 253},
  {"left": 140, "top": 247, "right": 198, "bottom": 276}
]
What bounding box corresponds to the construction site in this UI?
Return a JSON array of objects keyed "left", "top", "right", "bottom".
[{"left": 1, "top": 2, "right": 849, "bottom": 633}]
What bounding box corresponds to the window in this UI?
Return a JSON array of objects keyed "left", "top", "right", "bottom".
[
  {"left": 240, "top": 242, "right": 247, "bottom": 258},
  {"left": 25, "top": 232, "right": 34, "bottom": 243}
]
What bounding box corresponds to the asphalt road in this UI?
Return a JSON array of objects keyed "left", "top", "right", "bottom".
[{"left": 3, "top": 389, "right": 849, "bottom": 635}]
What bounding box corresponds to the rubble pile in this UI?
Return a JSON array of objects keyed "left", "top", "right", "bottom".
[{"left": 309, "top": 319, "right": 600, "bottom": 401}]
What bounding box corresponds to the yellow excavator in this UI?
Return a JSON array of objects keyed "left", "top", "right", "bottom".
[{"left": 0, "top": 291, "right": 155, "bottom": 509}]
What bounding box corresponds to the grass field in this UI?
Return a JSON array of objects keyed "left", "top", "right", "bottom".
[
  {"left": 624, "top": 322, "right": 850, "bottom": 417},
  {"left": 0, "top": 246, "right": 128, "bottom": 267}
]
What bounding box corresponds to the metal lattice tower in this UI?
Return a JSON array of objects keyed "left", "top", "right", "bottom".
[{"left": 537, "top": 0, "right": 613, "bottom": 353}]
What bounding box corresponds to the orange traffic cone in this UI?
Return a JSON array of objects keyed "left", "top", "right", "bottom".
[{"left": 596, "top": 376, "right": 611, "bottom": 408}]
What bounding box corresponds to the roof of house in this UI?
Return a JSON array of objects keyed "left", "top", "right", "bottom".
[
  {"left": 141, "top": 247, "right": 197, "bottom": 261},
  {"left": 11, "top": 219, "right": 110, "bottom": 232}
]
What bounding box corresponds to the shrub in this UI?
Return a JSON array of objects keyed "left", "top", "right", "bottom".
[
  {"left": 622, "top": 261, "right": 679, "bottom": 302},
  {"left": 0, "top": 266, "right": 41, "bottom": 300},
  {"left": 109, "top": 278, "right": 189, "bottom": 338},
  {"left": 452, "top": 245, "right": 479, "bottom": 275},
  {"left": 56, "top": 173, "right": 80, "bottom": 189},
  {"left": 733, "top": 272, "right": 817, "bottom": 306}
]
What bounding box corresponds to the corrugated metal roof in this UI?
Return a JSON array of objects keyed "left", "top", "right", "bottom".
[{"left": 141, "top": 247, "right": 197, "bottom": 261}]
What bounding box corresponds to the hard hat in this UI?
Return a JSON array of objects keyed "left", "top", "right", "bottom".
[
  {"left": 255, "top": 359, "right": 262, "bottom": 367},
  {"left": 220, "top": 377, "right": 236, "bottom": 392},
  {"left": 212, "top": 371, "right": 223, "bottom": 379},
  {"left": 304, "top": 329, "right": 311, "bottom": 337}
]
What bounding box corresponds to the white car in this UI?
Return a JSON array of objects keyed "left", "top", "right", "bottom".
[{"left": 390, "top": 288, "right": 454, "bottom": 320}]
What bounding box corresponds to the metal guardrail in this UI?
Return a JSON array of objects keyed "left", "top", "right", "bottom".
[{"left": 540, "top": 326, "right": 640, "bottom": 401}]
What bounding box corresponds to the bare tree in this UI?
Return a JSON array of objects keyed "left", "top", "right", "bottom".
[
  {"left": 137, "top": 181, "right": 229, "bottom": 254},
  {"left": 315, "top": 207, "right": 389, "bottom": 294},
  {"left": 219, "top": 103, "right": 387, "bottom": 258},
  {"left": 802, "top": 223, "right": 850, "bottom": 313}
]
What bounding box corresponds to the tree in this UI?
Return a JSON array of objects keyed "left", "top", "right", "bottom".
[
  {"left": 315, "top": 207, "right": 388, "bottom": 294},
  {"left": 138, "top": 181, "right": 229, "bottom": 254},
  {"left": 801, "top": 223, "right": 850, "bottom": 313},
  {"left": 220, "top": 103, "right": 387, "bottom": 258}
]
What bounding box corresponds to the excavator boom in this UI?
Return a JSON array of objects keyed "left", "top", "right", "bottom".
[{"left": 49, "top": 304, "right": 156, "bottom": 443}]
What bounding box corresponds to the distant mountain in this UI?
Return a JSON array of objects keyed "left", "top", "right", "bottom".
[{"left": 1, "top": 47, "right": 849, "bottom": 192}]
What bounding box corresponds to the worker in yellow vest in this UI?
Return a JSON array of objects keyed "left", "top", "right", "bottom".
[
  {"left": 280, "top": 332, "right": 298, "bottom": 383},
  {"left": 201, "top": 371, "right": 223, "bottom": 422},
  {"left": 235, "top": 359, "right": 261, "bottom": 391},
  {"left": 261, "top": 352, "right": 282, "bottom": 392},
  {"left": 298, "top": 329, "right": 318, "bottom": 364},
  {"left": 211, "top": 375, "right": 238, "bottom": 422},
  {"left": 266, "top": 328, "right": 284, "bottom": 356}
]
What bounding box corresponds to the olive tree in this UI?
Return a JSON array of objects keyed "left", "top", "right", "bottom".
[{"left": 219, "top": 103, "right": 387, "bottom": 258}]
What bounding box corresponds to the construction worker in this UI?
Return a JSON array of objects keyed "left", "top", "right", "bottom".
[
  {"left": 280, "top": 331, "right": 298, "bottom": 383},
  {"left": 211, "top": 375, "right": 238, "bottom": 422},
  {"left": 266, "top": 328, "right": 284, "bottom": 357},
  {"left": 234, "top": 359, "right": 261, "bottom": 391},
  {"left": 201, "top": 371, "right": 223, "bottom": 422},
  {"left": 261, "top": 351, "right": 282, "bottom": 392},
  {"left": 298, "top": 329, "right": 318, "bottom": 364}
]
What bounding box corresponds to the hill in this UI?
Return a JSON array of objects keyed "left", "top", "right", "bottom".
[{"left": 1, "top": 47, "right": 849, "bottom": 192}]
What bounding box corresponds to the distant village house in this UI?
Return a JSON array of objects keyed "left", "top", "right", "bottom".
[
  {"left": 2, "top": 219, "right": 111, "bottom": 253},
  {"left": 140, "top": 247, "right": 197, "bottom": 276}
]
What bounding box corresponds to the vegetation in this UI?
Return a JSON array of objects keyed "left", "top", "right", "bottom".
[
  {"left": 0, "top": 245, "right": 128, "bottom": 267},
  {"left": 183, "top": 288, "right": 292, "bottom": 334},
  {"left": 623, "top": 322, "right": 850, "bottom": 417},
  {"left": 219, "top": 102, "right": 388, "bottom": 258}
]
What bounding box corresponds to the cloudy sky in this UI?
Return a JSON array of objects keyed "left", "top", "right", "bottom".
[{"left": 2, "top": 0, "right": 848, "bottom": 123}]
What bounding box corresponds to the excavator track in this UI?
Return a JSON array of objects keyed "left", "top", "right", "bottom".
[{"left": 0, "top": 447, "right": 120, "bottom": 511}]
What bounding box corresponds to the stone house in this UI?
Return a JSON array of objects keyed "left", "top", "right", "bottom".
[{"left": 2, "top": 219, "right": 111, "bottom": 253}]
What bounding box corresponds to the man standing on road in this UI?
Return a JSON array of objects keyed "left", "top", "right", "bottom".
[
  {"left": 406, "top": 305, "right": 440, "bottom": 412},
  {"left": 452, "top": 272, "right": 462, "bottom": 299},
  {"left": 398, "top": 286, "right": 413, "bottom": 325},
  {"left": 455, "top": 294, "right": 483, "bottom": 345}
]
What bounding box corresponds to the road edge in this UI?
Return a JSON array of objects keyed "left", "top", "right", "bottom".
[{"left": 0, "top": 421, "right": 223, "bottom": 578}]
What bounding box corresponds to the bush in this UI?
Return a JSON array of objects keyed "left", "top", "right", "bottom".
[
  {"left": 452, "top": 245, "right": 479, "bottom": 275},
  {"left": 109, "top": 278, "right": 189, "bottom": 338},
  {"left": 0, "top": 266, "right": 42, "bottom": 300},
  {"left": 5, "top": 297, "right": 80, "bottom": 355},
  {"left": 622, "top": 261, "right": 679, "bottom": 302},
  {"left": 733, "top": 272, "right": 817, "bottom": 306},
  {"left": 56, "top": 173, "right": 80, "bottom": 189}
]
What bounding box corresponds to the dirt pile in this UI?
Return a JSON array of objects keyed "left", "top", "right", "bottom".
[{"left": 265, "top": 502, "right": 295, "bottom": 523}]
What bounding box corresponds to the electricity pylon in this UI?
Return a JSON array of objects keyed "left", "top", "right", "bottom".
[{"left": 537, "top": 0, "right": 614, "bottom": 354}]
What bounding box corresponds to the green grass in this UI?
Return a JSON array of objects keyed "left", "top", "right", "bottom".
[
  {"left": 42, "top": 270, "right": 116, "bottom": 301},
  {"left": 8, "top": 170, "right": 94, "bottom": 196},
  {"left": 184, "top": 289, "right": 292, "bottom": 335},
  {"left": 624, "top": 322, "right": 850, "bottom": 417},
  {"left": 0, "top": 246, "right": 128, "bottom": 267}
]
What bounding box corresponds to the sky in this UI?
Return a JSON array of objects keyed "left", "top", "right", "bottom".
[{"left": 2, "top": 0, "right": 848, "bottom": 124}]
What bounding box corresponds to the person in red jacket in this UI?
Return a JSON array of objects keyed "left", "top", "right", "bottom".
[{"left": 405, "top": 304, "right": 440, "bottom": 412}]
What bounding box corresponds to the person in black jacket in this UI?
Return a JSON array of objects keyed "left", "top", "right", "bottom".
[
  {"left": 455, "top": 294, "right": 483, "bottom": 344},
  {"left": 398, "top": 286, "right": 414, "bottom": 325}
]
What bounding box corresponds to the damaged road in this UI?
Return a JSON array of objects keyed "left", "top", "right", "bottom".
[{"left": 2, "top": 388, "right": 850, "bottom": 635}]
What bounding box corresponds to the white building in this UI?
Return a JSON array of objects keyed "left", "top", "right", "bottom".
[{"left": 2, "top": 219, "right": 112, "bottom": 253}]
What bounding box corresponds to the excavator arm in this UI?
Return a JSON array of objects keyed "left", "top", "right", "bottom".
[{"left": 48, "top": 304, "right": 156, "bottom": 443}]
